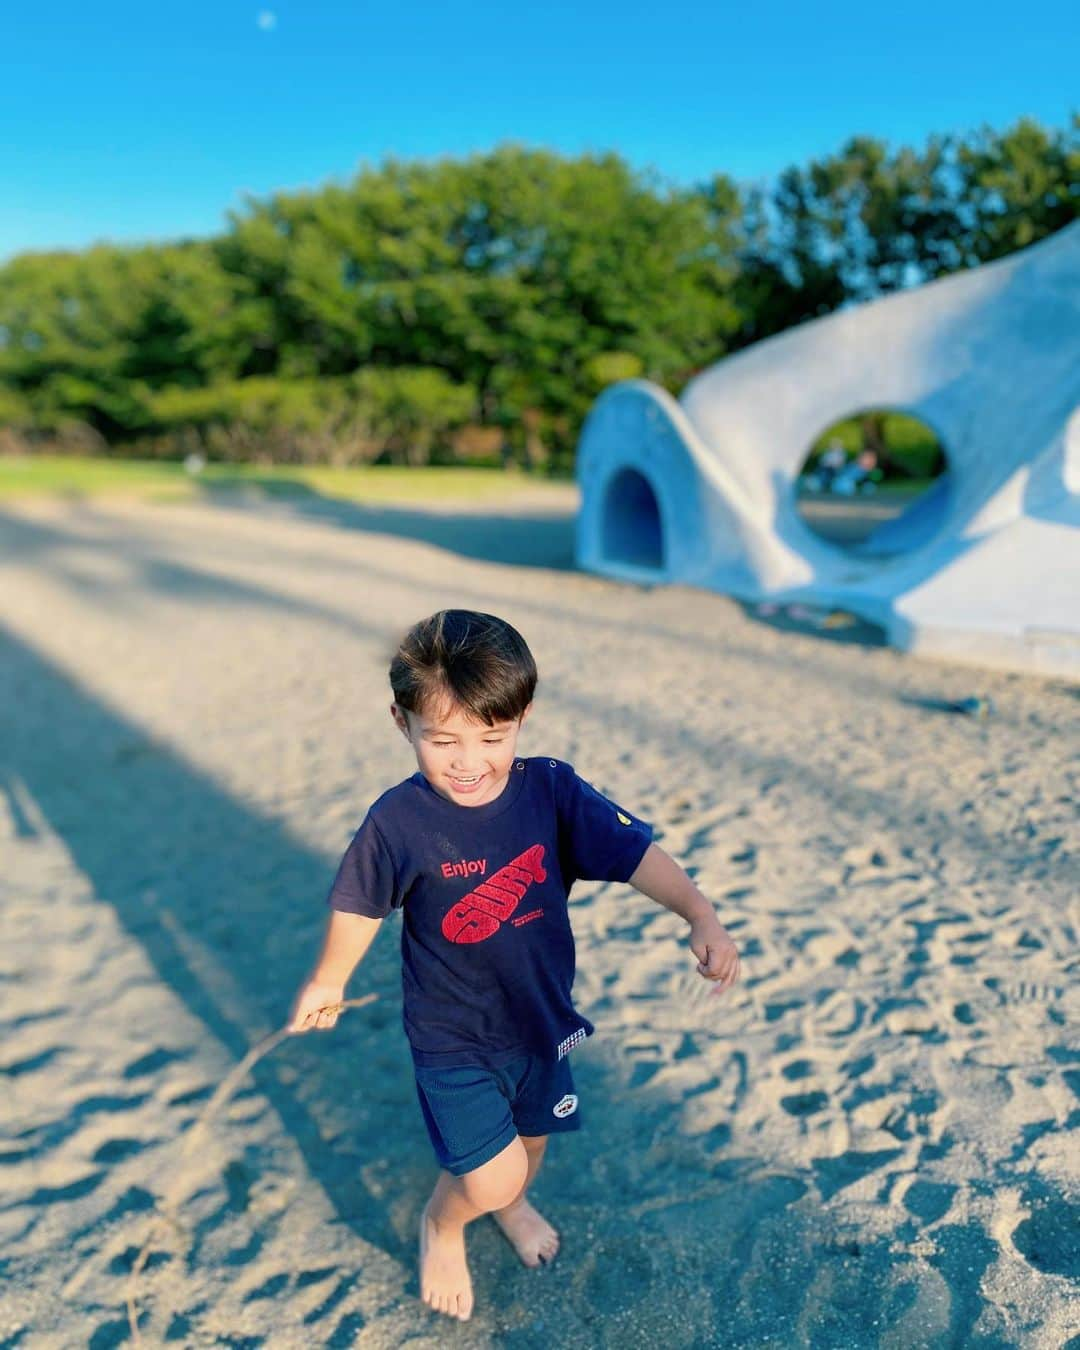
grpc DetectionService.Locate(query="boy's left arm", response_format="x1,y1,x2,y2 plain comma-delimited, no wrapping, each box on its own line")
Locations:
628,842,740,995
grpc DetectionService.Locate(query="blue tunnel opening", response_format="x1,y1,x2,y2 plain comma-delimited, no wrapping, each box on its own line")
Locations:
602,468,664,570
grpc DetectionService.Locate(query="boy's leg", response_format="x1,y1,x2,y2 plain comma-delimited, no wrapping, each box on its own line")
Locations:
490,1052,579,1267
491,1134,560,1266
421,1135,528,1320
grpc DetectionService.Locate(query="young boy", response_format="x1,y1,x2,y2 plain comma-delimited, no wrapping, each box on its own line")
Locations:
289,609,740,1322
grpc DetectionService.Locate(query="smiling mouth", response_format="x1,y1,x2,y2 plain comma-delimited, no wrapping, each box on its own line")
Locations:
449,774,485,787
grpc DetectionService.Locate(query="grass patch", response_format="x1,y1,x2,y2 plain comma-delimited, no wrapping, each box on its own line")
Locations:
0,455,557,505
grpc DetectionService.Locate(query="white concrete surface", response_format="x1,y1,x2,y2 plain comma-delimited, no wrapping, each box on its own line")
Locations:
576,223,1080,678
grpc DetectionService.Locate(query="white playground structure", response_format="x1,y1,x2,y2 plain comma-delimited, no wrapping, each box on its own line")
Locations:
576,222,1080,678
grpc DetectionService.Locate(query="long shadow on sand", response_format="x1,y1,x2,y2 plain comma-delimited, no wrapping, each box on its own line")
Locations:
0,505,1064,890
203,483,897,658
197,481,579,572
0,623,409,1260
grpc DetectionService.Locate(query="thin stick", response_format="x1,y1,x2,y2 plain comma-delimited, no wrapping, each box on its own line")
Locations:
125,995,378,1344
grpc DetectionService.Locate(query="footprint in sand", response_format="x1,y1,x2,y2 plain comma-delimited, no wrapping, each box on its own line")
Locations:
811,1147,905,1201
673,1032,701,1061
2,1007,65,1032
123,1046,190,1078
168,1083,216,1107
92,1136,150,1163
680,1050,748,1128
794,928,861,968
244,1271,290,1303
25,1171,108,1205
902,1179,958,1225
1010,1192,1080,1279
811,991,866,1038
579,1235,654,1312
296,1270,360,1328
107,1245,171,1276
1,1046,68,1077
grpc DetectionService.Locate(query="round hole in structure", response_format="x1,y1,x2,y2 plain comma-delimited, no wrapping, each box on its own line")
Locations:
601,467,664,570
795,409,950,557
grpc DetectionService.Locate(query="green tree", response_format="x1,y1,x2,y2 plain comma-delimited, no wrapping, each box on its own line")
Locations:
1,123,1074,466
732,114,1078,345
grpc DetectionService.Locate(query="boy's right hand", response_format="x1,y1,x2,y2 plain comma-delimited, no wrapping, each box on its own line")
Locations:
289,978,346,1033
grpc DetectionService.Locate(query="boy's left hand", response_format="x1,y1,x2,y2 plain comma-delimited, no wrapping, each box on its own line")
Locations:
689,915,740,996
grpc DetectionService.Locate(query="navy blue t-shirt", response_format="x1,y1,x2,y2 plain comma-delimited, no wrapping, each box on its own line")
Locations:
327,757,652,1067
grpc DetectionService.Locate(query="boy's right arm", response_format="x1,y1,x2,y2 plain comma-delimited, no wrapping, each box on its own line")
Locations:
289,909,383,1032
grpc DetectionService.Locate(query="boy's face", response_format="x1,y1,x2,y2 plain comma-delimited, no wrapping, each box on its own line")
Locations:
391,697,531,807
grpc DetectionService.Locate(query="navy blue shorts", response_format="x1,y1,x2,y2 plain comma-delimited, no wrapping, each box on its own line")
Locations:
414,1053,582,1176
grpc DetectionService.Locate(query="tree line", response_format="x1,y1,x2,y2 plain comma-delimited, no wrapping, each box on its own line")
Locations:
0,115,1075,471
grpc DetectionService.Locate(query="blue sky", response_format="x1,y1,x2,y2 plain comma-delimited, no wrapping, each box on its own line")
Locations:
2,1,1076,261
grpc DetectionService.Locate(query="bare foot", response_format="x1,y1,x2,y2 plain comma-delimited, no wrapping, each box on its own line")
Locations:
419,1205,474,1320
492,1197,560,1267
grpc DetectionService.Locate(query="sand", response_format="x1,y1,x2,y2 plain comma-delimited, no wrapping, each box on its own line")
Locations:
1,488,1077,1349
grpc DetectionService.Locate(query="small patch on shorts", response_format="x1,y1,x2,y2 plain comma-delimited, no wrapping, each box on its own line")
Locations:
552,1093,578,1119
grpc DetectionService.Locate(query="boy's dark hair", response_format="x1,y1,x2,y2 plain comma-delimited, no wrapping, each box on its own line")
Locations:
390,610,537,725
